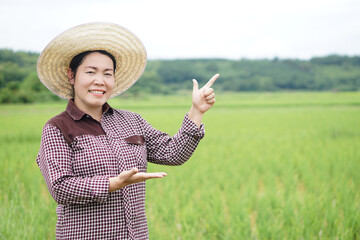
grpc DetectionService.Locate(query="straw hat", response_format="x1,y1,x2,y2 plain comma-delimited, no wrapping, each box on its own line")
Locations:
37,22,147,99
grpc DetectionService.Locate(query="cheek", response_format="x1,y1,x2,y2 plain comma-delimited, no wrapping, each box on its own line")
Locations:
107,79,115,92
73,75,89,92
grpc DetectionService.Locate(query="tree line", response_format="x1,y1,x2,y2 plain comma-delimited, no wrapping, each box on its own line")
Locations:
0,49,359,103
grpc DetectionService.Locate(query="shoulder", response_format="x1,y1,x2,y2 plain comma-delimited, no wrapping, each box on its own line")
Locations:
46,111,72,128
40,122,68,148
44,111,75,145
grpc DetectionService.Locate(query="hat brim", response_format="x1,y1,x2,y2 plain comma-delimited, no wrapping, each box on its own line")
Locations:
37,22,147,99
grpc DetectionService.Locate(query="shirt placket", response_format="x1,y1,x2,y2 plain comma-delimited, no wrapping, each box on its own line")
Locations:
101,114,136,240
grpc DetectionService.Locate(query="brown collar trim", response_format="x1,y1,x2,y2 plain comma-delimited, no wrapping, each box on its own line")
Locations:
66,100,113,121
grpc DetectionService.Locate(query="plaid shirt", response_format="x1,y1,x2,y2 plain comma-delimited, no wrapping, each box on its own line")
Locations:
36,100,205,240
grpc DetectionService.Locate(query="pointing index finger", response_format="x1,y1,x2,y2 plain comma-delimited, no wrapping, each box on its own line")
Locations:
205,73,220,88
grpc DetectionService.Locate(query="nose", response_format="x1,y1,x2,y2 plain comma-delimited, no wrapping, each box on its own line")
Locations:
93,75,105,86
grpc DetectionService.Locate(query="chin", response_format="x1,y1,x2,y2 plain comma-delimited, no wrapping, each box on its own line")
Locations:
87,98,107,107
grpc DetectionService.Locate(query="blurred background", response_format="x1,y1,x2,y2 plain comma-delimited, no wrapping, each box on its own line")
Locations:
0,0,359,103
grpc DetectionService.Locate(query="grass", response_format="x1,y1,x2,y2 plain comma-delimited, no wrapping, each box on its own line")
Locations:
0,91,359,239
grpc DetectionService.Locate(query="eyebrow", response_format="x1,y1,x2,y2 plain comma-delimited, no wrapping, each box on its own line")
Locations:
85,66,114,72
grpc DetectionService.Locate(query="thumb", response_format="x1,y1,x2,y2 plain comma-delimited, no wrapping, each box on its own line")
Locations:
192,79,199,92
124,167,139,177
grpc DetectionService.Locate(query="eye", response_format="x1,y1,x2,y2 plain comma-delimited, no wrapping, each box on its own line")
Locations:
105,72,113,77
86,71,95,75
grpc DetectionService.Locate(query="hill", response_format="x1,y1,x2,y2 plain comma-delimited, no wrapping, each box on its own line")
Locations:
0,49,359,103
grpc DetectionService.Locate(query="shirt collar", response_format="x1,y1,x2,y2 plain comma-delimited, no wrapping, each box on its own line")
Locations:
66,99,114,121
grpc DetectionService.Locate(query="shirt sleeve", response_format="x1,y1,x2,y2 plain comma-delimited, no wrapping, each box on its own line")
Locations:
36,124,110,205
141,113,205,166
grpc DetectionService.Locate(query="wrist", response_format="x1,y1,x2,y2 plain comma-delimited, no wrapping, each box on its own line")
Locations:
109,176,123,193
188,105,204,128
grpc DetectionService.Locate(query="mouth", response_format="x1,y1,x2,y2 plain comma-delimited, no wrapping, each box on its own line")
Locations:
89,90,106,95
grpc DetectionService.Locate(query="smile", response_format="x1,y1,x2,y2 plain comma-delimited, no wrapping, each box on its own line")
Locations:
89,90,105,94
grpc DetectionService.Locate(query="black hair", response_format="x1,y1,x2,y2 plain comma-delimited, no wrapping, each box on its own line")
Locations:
69,50,117,78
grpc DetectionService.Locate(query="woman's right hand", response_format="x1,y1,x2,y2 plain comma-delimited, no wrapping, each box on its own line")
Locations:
109,168,167,192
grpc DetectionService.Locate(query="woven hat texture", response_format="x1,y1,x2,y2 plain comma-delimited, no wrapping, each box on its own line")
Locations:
37,22,147,99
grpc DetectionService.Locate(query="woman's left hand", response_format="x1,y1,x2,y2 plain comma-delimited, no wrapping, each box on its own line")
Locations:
188,73,219,127
192,73,219,114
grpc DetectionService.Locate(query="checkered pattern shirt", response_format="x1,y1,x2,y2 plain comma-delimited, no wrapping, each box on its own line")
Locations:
36,100,205,240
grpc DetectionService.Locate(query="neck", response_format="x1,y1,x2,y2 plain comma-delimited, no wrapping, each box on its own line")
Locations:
73,98,104,122
88,109,103,122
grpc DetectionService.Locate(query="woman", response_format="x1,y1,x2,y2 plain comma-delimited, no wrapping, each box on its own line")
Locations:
36,23,218,240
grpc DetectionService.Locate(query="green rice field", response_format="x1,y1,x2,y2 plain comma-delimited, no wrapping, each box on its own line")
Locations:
1,92,359,239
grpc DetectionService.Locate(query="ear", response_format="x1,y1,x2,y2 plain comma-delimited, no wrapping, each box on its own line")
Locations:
67,68,75,85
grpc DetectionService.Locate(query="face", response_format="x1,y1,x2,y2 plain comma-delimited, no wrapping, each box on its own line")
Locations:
68,52,115,112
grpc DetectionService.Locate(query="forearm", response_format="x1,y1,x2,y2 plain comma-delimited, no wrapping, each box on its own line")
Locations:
146,114,205,165
49,175,109,205
188,105,204,128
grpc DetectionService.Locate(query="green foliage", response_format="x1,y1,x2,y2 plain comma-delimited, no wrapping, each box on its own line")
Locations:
0,48,360,103
311,54,360,65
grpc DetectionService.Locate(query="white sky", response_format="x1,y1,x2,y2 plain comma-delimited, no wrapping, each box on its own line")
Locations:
0,0,359,59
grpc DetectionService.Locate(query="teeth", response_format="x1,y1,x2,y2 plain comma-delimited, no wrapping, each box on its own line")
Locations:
90,90,104,94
